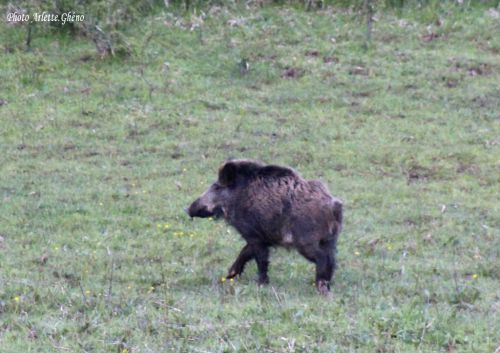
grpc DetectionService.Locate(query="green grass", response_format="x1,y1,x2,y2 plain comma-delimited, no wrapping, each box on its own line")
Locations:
1,3,499,352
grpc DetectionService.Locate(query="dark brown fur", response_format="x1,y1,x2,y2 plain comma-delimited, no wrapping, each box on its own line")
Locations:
187,159,343,294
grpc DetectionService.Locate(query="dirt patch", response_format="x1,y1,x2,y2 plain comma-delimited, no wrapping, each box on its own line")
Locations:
281,67,305,79
352,91,371,98
471,95,500,110
445,79,459,88
456,163,481,176
305,50,320,57
406,164,435,183
254,53,277,62
63,143,77,151
449,58,497,77
421,32,440,42
323,56,339,64
349,66,369,76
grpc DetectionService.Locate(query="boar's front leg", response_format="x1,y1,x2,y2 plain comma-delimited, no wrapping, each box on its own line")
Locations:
227,243,254,279
227,243,270,285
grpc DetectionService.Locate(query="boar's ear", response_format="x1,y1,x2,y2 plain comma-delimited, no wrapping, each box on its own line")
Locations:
219,159,263,186
218,161,238,186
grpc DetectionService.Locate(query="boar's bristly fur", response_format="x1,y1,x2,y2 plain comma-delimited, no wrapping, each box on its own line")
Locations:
187,159,343,295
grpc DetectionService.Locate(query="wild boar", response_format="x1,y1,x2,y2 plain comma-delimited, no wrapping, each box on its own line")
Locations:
187,159,343,295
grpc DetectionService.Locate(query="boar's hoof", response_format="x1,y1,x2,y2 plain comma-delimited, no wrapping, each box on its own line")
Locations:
257,276,269,286
226,270,238,279
317,280,331,297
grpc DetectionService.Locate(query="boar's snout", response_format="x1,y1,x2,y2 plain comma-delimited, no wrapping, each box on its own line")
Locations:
187,183,226,219
187,198,220,218
187,199,204,218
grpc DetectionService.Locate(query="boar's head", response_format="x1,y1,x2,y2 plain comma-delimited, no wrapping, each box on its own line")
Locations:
186,182,227,219
186,160,262,219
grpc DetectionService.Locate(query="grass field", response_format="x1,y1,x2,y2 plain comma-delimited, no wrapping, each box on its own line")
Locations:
1,3,499,352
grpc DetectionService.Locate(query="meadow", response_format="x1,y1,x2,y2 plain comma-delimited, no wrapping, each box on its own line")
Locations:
0,2,499,352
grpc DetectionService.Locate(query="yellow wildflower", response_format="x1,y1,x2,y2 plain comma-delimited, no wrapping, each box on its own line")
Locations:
472,274,478,279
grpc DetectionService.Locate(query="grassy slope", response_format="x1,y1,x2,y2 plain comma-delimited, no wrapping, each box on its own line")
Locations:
0,4,499,353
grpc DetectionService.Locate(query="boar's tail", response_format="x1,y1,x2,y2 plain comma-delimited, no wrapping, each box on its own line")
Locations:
331,199,343,230
333,200,343,224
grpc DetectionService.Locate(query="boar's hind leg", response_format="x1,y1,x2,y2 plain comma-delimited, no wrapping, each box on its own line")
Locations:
227,244,255,279
254,244,270,285
315,245,335,295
